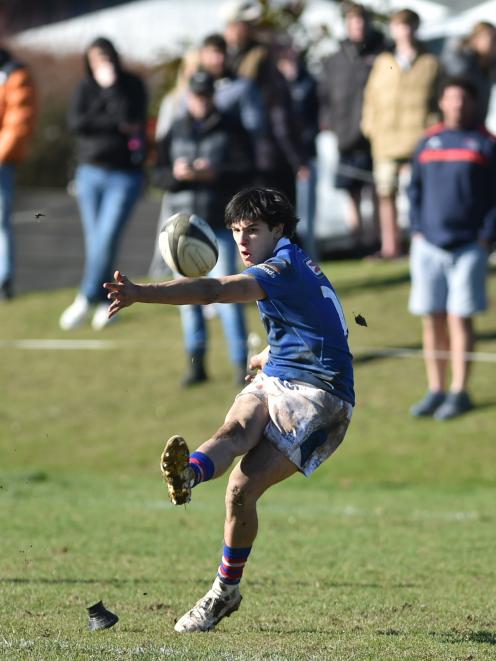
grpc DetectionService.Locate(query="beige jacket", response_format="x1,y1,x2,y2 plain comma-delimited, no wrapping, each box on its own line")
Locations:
361,50,440,160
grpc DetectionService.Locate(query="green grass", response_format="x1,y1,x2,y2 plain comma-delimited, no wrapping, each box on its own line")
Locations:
1,259,495,660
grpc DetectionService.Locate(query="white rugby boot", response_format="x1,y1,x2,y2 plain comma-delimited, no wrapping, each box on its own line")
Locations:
59,294,91,330
160,436,195,505
91,303,115,330
174,577,242,633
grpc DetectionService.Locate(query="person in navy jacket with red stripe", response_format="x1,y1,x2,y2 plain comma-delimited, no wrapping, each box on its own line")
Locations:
407,76,496,420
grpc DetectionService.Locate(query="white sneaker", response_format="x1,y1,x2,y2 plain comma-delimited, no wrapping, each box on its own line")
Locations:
59,295,91,330
203,303,218,320
174,577,242,633
91,303,115,331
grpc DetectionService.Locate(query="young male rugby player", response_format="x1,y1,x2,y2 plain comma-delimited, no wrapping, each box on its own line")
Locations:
104,187,354,632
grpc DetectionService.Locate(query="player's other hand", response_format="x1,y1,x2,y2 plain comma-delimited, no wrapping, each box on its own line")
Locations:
103,270,138,318
248,346,270,372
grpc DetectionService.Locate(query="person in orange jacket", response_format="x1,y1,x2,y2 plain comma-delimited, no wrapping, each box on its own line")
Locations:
0,47,37,300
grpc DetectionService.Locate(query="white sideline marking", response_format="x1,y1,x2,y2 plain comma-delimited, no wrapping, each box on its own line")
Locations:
0,340,495,363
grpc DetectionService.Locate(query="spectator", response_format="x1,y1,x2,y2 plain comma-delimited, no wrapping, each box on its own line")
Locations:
222,0,306,203
362,8,440,258
60,37,147,330
149,33,269,279
152,71,255,386
319,3,384,249
441,21,496,125
0,47,36,301
277,46,319,258
408,77,495,420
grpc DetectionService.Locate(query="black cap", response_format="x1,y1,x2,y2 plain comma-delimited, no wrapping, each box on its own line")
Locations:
189,71,215,96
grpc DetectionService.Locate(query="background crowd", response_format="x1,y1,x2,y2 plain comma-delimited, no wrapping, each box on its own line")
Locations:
1,0,495,419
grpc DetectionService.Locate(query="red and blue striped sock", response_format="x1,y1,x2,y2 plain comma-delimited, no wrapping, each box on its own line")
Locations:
217,543,252,585
189,451,215,486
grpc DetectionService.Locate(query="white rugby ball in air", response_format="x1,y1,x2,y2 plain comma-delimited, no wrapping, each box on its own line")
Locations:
159,212,219,277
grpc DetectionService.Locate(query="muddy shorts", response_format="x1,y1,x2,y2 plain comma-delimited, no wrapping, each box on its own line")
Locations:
237,373,353,476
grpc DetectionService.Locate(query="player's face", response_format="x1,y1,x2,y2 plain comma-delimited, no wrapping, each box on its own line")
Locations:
231,218,284,266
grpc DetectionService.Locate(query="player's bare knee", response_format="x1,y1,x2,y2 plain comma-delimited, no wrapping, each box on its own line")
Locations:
225,476,259,514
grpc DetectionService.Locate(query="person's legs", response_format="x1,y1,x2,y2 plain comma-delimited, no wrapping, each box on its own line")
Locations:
60,165,103,329
346,187,363,240
447,314,473,393
179,303,208,385
223,436,297,548
434,243,488,419
409,237,451,416
432,315,474,419
422,313,449,392
76,164,105,301
83,168,143,303
173,424,297,633
374,159,401,258
160,393,269,504
0,164,16,297
377,194,400,258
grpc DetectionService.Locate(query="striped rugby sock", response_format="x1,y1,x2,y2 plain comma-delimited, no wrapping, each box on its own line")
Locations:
217,543,252,585
189,451,214,486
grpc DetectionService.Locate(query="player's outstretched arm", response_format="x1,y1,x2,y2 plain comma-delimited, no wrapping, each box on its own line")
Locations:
103,271,265,319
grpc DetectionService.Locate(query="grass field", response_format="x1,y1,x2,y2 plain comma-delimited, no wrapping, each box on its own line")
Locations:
1,258,495,660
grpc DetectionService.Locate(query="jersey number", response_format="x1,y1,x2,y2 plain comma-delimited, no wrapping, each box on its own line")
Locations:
321,286,348,336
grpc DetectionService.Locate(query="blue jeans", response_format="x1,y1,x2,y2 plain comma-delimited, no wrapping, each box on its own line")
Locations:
76,164,143,302
179,228,247,366
0,164,15,286
296,158,317,259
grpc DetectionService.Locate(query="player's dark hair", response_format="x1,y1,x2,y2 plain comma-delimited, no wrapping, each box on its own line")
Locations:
439,75,478,100
202,33,227,53
225,187,299,238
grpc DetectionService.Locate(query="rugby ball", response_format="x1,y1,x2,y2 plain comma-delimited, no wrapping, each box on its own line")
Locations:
159,213,218,277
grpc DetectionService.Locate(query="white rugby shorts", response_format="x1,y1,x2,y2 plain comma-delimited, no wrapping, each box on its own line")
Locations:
237,373,352,476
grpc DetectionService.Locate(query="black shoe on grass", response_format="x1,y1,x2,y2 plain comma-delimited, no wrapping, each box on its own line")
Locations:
87,600,118,631
433,391,473,420
410,391,446,417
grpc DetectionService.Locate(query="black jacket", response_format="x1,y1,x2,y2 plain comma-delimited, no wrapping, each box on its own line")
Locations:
319,30,385,152
153,109,255,229
68,71,147,170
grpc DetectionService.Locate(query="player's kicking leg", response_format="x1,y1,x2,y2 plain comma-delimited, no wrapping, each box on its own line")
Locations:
174,438,297,632
160,393,269,505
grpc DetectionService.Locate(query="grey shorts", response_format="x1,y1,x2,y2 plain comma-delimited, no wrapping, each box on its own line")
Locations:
237,373,352,476
409,236,488,316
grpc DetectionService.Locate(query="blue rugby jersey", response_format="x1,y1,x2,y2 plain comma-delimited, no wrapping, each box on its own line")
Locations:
408,123,496,249
245,238,355,406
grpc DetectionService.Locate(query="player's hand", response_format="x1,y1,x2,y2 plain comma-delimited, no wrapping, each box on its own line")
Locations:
173,158,195,181
248,346,270,372
103,271,139,319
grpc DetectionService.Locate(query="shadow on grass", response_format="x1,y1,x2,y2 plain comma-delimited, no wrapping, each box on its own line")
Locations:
430,629,496,645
